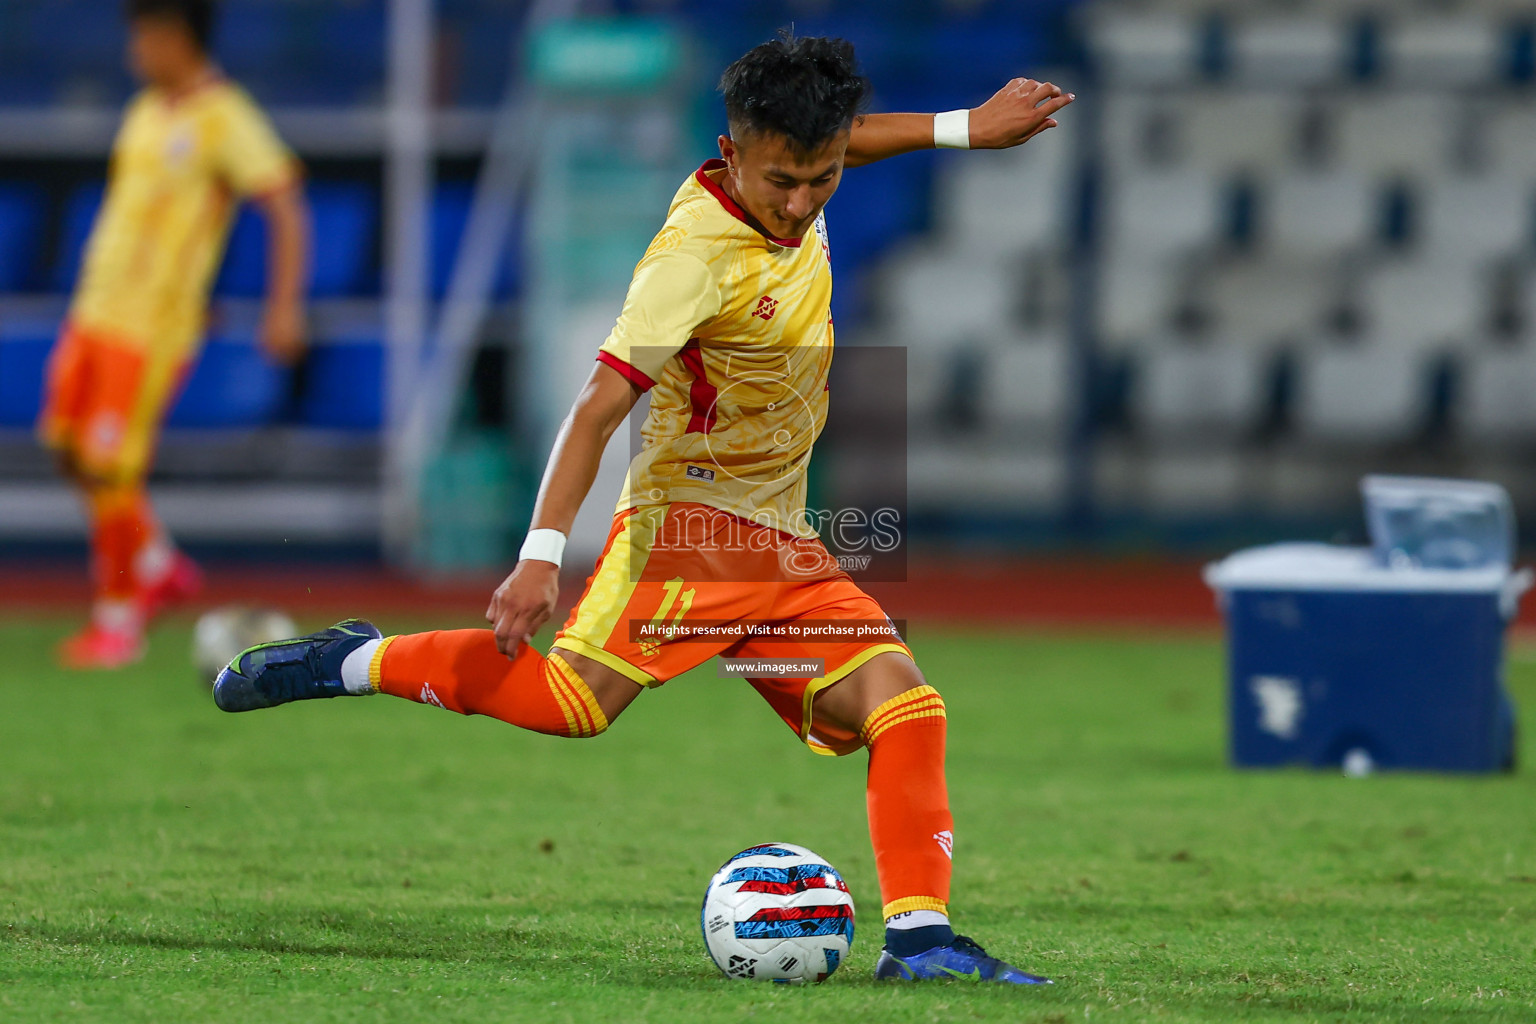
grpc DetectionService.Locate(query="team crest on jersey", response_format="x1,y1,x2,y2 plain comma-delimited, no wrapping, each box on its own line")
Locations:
752,295,779,321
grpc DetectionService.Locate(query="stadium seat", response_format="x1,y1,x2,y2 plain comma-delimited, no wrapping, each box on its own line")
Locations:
1085,13,1203,86
1359,261,1485,353
1480,99,1536,176
298,339,385,431
52,181,105,292
430,181,521,300
0,322,54,427
1331,94,1460,176
975,332,1072,436
907,439,1066,512
1380,15,1503,86
1293,342,1429,444
931,134,1072,255
1262,171,1377,257
1200,259,1336,346
1096,254,1187,350
1134,337,1268,440
164,336,290,429
0,182,44,292
1418,176,1534,265
217,181,377,298
877,244,1021,352
1180,92,1301,174
1458,343,1536,444
1102,169,1223,258
1227,16,1351,86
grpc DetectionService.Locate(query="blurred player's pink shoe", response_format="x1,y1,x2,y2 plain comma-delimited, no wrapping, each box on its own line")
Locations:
58,622,146,669
139,550,204,620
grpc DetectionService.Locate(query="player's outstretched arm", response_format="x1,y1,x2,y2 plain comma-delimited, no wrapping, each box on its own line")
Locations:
844,78,1074,168
254,182,311,364
486,361,643,656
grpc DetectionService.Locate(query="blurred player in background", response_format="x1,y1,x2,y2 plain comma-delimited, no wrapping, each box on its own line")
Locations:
39,0,310,668
215,35,1070,983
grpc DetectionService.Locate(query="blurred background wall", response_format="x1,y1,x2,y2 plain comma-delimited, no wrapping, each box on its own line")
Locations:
1,0,1533,570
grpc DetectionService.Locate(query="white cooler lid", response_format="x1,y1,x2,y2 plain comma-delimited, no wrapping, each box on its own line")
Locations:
1204,542,1520,594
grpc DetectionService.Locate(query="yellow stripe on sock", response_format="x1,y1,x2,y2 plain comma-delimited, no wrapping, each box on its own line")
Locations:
883,895,949,920
543,662,583,736
553,658,610,736
863,696,946,741
864,707,947,746
547,659,592,736
367,635,398,694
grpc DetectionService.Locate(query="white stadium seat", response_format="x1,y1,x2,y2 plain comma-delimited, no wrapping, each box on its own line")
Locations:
1096,254,1186,349
877,244,1021,352
1359,261,1485,353
1481,100,1536,177
1332,94,1459,177
1459,343,1536,444
1201,259,1337,345
1181,91,1301,174
1419,176,1534,265
1293,342,1429,444
1228,16,1350,86
933,135,1073,256
975,332,1073,435
1102,169,1222,258
1134,339,1269,440
1262,171,1376,257
1086,13,1203,86
907,439,1067,512
1381,16,1502,86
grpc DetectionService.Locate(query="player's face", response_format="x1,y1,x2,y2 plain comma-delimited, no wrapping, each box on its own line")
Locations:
127,16,197,88
719,130,848,240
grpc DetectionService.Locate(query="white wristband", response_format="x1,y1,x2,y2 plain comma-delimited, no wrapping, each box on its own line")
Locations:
519,528,566,567
934,109,971,150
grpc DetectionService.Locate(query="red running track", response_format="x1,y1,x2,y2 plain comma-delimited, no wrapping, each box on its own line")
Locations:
0,558,1226,630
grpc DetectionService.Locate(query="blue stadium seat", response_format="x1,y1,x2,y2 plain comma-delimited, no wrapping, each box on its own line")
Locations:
0,182,45,291
432,181,520,300
216,181,377,298
0,325,54,427
164,336,289,428
53,181,104,292
299,340,385,431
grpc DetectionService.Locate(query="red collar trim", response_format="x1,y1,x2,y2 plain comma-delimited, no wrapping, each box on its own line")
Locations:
693,159,803,248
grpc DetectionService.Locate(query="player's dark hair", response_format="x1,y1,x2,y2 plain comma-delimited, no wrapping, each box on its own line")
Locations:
125,0,216,52
720,32,870,154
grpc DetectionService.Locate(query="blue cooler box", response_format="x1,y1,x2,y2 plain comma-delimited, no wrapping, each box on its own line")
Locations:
1205,543,1526,773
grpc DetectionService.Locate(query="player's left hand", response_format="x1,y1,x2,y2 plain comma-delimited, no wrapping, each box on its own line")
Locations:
259,300,307,365
967,78,1075,150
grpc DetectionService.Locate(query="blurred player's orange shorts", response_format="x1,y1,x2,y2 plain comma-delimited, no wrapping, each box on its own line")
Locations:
552,501,912,755
37,322,188,482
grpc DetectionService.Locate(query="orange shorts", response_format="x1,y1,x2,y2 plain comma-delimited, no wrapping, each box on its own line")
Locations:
37,322,188,482
552,502,912,755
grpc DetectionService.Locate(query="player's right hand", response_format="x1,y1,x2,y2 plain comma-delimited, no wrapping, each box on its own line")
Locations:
486,559,561,658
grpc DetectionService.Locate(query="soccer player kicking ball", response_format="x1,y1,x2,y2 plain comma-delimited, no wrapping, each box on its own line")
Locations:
217,35,1070,984
39,0,310,668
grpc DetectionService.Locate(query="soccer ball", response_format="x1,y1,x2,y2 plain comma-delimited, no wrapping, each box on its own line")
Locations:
701,842,854,983
191,606,299,684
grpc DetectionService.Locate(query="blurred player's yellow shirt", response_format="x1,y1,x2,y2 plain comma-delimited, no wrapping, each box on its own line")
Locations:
597,160,834,538
69,76,296,359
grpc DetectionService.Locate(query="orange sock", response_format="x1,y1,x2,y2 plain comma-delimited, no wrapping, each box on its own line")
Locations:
863,685,954,921
373,630,608,738
87,482,153,611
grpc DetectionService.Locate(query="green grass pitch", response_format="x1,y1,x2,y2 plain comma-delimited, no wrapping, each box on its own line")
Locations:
3,614,1534,1022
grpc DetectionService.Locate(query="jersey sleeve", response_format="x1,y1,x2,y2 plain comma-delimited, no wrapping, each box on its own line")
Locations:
597,250,721,389
213,90,298,198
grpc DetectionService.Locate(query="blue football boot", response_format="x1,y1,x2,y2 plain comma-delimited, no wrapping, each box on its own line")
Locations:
213,619,382,713
874,935,1052,984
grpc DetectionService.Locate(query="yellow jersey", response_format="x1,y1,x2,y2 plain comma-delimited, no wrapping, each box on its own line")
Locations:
598,160,835,538
69,76,297,359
